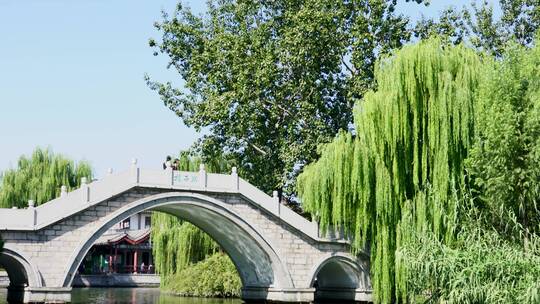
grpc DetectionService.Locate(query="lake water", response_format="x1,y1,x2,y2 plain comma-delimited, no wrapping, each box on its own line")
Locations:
0,287,242,304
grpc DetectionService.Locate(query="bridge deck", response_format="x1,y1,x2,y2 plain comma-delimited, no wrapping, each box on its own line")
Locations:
0,166,320,240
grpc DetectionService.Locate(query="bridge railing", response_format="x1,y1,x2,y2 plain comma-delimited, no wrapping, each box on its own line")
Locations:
0,208,35,230
0,161,320,240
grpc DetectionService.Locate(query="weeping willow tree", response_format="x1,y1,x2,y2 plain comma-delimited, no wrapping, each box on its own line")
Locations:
151,212,219,277
467,41,540,238
151,151,240,294
297,39,481,303
396,39,540,304
0,147,92,208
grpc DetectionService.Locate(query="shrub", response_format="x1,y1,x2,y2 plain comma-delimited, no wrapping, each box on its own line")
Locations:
161,252,242,298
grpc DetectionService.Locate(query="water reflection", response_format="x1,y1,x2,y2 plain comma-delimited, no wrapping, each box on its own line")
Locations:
0,287,242,304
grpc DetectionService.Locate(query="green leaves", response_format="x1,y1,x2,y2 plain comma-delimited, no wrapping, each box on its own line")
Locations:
467,41,540,236
298,36,540,304
298,39,481,303
398,226,540,304
151,212,219,277
161,253,242,298
414,0,540,56
0,147,92,208
148,0,420,195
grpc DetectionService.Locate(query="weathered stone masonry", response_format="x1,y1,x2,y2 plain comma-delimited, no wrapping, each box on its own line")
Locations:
0,166,372,303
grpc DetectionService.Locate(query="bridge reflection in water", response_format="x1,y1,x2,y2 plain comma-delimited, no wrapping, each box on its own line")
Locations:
1,287,242,304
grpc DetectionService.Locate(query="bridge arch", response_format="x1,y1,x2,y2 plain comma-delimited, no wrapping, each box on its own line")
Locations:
0,246,42,289
61,192,294,291
309,254,371,302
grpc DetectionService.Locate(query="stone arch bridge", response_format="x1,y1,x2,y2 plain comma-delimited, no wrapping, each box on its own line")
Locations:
0,162,371,303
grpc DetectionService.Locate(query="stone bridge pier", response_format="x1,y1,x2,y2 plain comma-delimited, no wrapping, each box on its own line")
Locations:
0,163,372,303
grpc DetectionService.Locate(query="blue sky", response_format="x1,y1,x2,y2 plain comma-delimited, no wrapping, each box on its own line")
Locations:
0,0,488,177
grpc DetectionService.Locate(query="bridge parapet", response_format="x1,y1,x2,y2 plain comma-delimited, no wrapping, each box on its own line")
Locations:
0,165,319,240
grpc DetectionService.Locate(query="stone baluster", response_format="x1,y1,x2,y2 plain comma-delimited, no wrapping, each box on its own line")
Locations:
107,168,113,175
273,190,280,215
231,166,239,190
60,185,67,197
312,216,320,238
199,164,207,188
28,200,37,226
165,159,173,185
81,177,90,203
131,158,140,184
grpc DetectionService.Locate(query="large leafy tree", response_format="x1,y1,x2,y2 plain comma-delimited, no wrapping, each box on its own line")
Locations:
0,147,92,208
415,0,540,55
147,0,426,196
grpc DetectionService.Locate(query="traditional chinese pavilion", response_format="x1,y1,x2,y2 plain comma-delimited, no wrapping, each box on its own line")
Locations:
79,212,155,274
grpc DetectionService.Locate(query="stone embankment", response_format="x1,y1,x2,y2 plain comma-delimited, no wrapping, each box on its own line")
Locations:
0,270,9,287
72,274,160,287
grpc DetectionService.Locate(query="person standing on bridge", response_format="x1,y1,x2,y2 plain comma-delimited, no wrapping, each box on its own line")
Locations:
172,158,180,170
163,156,172,170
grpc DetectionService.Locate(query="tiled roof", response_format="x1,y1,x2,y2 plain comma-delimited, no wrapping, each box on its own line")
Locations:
94,228,150,245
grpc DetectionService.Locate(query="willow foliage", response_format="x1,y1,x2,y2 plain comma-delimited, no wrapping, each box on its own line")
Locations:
394,38,540,304
151,212,218,277
467,41,540,236
297,39,480,303
0,147,92,208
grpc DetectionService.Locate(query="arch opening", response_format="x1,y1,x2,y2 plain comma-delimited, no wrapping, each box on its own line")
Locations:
154,203,274,288
0,253,27,289
311,256,368,303
0,248,42,303
62,192,293,294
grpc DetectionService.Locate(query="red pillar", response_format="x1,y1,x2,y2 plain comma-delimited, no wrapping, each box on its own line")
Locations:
109,245,113,273
114,246,118,273
108,255,113,273
133,250,138,273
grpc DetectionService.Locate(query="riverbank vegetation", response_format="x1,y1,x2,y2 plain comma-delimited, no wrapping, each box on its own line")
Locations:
398,38,540,304
151,212,218,277
297,38,540,303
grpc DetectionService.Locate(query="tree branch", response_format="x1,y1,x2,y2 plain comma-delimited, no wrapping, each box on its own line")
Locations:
243,139,268,156
342,57,356,75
